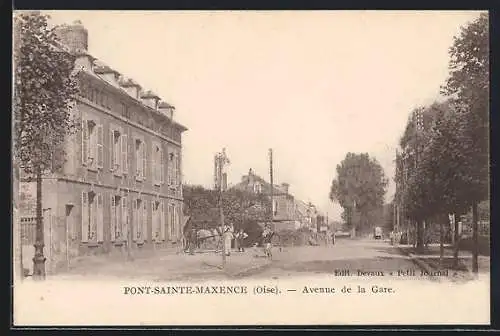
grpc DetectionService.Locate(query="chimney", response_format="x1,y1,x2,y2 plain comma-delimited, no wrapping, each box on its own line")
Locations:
55,20,89,53
94,65,120,86
248,169,254,184
141,90,160,110
119,78,142,100
281,183,289,194
158,101,174,119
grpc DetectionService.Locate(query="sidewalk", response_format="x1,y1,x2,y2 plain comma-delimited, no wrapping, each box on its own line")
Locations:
396,243,490,282
52,248,272,281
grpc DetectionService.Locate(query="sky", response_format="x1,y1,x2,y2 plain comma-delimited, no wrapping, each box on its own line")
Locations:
38,10,482,221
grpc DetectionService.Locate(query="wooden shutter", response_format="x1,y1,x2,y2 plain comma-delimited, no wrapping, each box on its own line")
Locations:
109,129,114,171
142,199,148,242
110,195,116,242
81,119,89,166
142,142,147,180
81,191,89,242
152,201,157,241
96,124,104,168
160,149,165,184
152,144,157,184
160,200,165,241
121,134,128,174
96,193,104,242
132,199,138,242
136,140,142,178
121,196,128,242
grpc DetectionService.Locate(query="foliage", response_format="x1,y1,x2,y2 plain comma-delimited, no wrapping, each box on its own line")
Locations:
13,12,79,175
182,184,269,231
329,152,388,232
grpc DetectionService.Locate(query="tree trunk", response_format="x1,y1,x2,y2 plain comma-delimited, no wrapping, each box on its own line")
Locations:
453,213,459,268
472,201,479,274
13,163,23,281
439,215,444,269
32,165,46,280
416,220,424,254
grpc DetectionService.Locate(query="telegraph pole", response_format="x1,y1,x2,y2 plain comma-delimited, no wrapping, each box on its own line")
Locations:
269,149,274,229
215,148,230,268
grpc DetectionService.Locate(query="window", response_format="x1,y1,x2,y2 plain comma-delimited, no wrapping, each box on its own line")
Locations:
273,200,278,216
254,183,262,194
81,191,104,244
168,204,175,239
151,200,166,242
110,195,128,243
132,199,148,243
135,138,147,181
152,143,164,186
168,150,180,188
120,103,129,118
81,119,103,170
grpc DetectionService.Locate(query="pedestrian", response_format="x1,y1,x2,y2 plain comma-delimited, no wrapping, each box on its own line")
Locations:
235,228,249,252
223,223,234,256
262,224,275,259
214,225,223,253
187,227,197,255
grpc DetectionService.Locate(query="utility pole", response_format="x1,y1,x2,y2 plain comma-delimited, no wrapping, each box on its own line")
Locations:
215,148,230,268
269,149,274,229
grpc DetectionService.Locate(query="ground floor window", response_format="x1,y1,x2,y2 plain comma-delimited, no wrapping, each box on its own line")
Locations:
81,191,104,243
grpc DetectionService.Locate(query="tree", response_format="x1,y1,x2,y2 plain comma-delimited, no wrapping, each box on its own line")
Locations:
13,12,79,280
329,153,388,236
441,13,489,273
182,184,269,234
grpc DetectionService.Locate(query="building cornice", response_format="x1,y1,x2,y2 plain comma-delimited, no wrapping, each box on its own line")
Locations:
77,95,183,148
79,70,188,132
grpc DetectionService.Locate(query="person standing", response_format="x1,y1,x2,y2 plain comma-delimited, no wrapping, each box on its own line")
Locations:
187,227,197,255
235,228,249,252
262,224,274,258
223,224,234,256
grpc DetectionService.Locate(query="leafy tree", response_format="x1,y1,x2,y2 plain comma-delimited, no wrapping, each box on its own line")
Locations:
13,12,79,280
441,13,489,273
329,153,388,236
182,184,269,241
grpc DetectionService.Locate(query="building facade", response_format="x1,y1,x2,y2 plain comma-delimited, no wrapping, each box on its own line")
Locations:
233,169,322,231
19,21,188,274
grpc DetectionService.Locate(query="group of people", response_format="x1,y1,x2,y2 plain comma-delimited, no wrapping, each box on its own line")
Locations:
215,224,249,256
183,221,276,259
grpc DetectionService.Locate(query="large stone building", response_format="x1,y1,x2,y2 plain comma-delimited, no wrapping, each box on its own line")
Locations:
19,21,188,274
233,169,322,231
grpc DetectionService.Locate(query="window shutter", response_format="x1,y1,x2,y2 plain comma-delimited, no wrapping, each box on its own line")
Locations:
176,153,180,186
142,142,147,180
81,120,89,166
81,191,89,243
173,205,177,240
136,141,142,178
121,134,128,174
114,134,120,172
97,193,104,242
152,144,157,184
97,124,104,168
160,200,165,241
142,199,148,242
121,196,128,242
132,199,138,242
109,129,114,171
160,149,165,184
152,201,157,241
110,195,116,242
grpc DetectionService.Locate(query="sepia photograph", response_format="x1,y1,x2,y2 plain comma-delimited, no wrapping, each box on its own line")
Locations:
12,10,490,326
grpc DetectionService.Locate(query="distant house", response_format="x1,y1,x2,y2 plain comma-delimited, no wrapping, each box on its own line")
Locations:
232,169,323,232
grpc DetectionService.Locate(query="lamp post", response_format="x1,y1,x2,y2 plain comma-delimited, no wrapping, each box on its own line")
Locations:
215,148,230,268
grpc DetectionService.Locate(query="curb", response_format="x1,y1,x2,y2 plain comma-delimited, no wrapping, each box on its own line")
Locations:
396,246,440,282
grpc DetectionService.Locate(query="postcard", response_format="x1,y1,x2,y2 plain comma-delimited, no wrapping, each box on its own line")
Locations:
12,10,490,326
